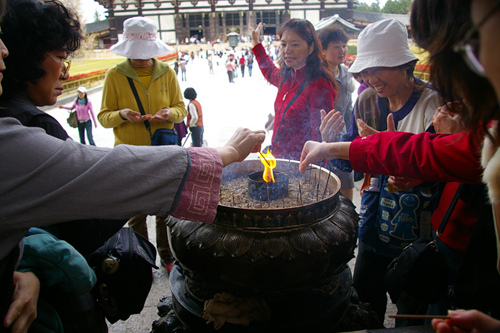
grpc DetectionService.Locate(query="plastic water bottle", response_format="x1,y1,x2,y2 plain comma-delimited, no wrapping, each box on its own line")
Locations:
358,176,380,241
365,177,380,193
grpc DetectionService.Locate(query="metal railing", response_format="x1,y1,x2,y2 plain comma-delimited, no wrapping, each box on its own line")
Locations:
62,73,107,95
61,54,178,96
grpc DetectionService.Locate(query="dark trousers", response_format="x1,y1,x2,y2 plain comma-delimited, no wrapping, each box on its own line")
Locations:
190,126,204,147
77,120,95,146
240,64,245,77
227,70,234,83
353,241,427,327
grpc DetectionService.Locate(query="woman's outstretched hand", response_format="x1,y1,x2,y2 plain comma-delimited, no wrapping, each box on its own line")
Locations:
249,22,263,47
216,128,266,167
432,309,500,333
299,141,351,172
320,109,345,143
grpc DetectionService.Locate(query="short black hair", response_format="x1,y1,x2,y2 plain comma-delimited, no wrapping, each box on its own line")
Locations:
184,87,197,100
0,0,83,98
318,26,349,51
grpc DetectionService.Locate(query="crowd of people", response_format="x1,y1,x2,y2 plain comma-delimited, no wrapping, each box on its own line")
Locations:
2,0,500,332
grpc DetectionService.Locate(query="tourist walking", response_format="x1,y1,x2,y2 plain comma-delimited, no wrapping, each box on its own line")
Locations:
59,86,97,145
180,57,187,81
226,56,235,83
239,54,246,77
184,87,204,147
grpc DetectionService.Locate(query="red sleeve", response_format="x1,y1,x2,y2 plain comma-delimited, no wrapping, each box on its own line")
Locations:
252,43,280,87
349,126,484,183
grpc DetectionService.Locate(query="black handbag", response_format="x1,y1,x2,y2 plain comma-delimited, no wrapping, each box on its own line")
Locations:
67,111,78,128
89,228,158,323
127,77,177,146
384,184,463,304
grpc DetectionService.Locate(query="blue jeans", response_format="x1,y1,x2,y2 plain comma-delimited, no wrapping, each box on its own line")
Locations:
78,120,95,146
190,126,204,147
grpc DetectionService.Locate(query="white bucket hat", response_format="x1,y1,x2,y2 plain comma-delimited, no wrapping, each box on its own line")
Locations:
77,86,86,93
349,19,418,73
110,17,174,59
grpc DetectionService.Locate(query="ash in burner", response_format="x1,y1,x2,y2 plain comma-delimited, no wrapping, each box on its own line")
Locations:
219,170,335,209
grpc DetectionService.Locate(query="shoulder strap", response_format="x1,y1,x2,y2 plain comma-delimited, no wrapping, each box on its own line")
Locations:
271,80,308,152
436,183,464,236
127,77,153,139
378,98,389,131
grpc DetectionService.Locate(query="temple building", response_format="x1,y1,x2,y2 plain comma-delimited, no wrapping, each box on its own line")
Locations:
92,0,358,47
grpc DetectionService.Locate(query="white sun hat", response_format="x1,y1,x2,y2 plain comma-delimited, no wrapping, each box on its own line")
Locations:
110,17,174,59
348,19,418,73
77,86,86,93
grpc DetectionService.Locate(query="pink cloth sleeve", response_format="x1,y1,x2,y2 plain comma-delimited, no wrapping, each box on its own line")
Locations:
170,147,223,223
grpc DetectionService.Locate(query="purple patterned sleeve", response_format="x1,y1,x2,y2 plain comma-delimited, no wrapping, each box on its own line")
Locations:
170,147,223,223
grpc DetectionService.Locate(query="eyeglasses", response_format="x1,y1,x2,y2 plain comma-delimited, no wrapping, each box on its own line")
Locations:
453,0,500,77
47,52,72,78
62,58,71,78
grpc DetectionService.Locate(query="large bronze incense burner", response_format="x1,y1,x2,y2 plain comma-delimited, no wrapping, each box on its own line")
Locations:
155,159,380,333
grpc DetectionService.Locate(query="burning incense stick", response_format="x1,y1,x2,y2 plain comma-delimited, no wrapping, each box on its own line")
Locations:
259,151,271,167
267,183,270,207
323,170,331,199
388,315,449,320
276,168,314,175
299,181,303,205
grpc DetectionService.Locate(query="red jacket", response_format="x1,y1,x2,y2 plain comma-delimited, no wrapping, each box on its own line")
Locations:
349,127,486,253
252,43,336,161
349,127,484,183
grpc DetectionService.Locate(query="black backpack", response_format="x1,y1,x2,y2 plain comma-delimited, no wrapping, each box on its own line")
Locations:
89,227,158,323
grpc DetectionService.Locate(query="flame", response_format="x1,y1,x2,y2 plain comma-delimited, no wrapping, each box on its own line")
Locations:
260,148,276,183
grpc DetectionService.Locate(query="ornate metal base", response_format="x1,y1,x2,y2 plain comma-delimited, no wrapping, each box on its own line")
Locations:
152,266,381,333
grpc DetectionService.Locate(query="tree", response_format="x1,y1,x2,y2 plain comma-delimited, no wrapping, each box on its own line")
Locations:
93,9,101,22
59,0,84,23
382,0,413,14
356,0,381,13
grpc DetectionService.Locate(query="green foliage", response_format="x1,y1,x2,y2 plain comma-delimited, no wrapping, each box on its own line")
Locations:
382,0,412,14
347,45,357,55
356,0,412,14
93,10,101,22
356,0,381,12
